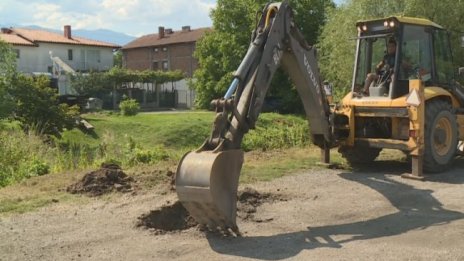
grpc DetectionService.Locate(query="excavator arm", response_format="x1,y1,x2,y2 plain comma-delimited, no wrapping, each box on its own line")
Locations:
176,1,332,233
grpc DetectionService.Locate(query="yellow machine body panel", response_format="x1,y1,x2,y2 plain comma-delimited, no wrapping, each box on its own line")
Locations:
334,81,464,149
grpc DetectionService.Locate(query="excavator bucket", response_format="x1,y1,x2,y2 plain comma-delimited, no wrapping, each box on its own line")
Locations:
176,149,244,232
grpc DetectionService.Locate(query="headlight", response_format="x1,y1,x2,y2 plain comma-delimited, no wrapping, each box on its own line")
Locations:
384,20,396,28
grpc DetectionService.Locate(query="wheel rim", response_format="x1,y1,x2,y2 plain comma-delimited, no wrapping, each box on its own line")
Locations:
433,116,453,157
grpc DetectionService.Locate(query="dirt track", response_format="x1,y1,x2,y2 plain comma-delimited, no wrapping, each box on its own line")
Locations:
1,159,464,260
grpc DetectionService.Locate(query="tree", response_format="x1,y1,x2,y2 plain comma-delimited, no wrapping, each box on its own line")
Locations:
192,0,335,110
1,40,79,135
70,68,185,109
403,0,464,71
10,75,79,135
113,50,123,68
0,40,16,119
318,0,464,99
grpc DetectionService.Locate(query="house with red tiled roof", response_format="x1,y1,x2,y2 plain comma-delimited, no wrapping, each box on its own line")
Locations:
122,26,210,76
0,26,120,74
121,26,210,108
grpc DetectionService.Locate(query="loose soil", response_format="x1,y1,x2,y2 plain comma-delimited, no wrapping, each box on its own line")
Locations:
137,201,198,234
66,163,134,196
136,187,286,234
236,187,286,222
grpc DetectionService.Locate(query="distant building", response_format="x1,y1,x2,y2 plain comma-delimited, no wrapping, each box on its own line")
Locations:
122,26,210,108
0,26,120,74
122,26,210,76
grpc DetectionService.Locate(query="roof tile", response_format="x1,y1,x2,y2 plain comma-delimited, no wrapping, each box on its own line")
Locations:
122,27,211,49
0,34,35,46
1,28,120,48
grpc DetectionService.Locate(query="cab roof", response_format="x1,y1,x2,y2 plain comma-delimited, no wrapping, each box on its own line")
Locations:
356,16,443,29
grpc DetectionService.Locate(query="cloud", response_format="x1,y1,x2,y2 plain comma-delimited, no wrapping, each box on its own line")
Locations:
0,0,215,35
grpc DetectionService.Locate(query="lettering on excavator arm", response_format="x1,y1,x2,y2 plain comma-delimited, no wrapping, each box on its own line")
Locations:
273,44,283,65
304,53,321,96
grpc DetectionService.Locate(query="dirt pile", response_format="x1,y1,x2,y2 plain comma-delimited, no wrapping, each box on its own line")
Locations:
67,163,134,196
137,187,285,234
237,187,284,222
136,201,198,234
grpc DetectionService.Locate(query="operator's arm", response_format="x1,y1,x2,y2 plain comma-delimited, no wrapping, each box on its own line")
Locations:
375,59,385,74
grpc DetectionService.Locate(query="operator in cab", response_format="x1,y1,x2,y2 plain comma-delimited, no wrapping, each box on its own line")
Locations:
363,38,396,95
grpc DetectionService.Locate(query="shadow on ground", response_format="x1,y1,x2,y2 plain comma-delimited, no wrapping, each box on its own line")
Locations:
206,158,464,260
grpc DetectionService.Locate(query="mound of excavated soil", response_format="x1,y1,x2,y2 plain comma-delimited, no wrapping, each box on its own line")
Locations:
137,187,285,234
136,201,198,234
67,163,134,197
237,187,283,222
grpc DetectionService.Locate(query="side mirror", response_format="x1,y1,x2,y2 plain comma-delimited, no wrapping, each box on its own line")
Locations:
459,67,464,76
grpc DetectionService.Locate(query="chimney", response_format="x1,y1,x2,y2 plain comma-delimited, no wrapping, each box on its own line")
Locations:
64,25,72,39
181,26,191,32
158,26,165,39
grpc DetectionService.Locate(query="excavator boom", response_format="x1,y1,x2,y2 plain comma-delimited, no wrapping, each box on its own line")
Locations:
176,1,332,233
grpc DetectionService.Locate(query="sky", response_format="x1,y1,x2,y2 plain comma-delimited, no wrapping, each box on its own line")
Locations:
0,0,216,36
0,0,343,37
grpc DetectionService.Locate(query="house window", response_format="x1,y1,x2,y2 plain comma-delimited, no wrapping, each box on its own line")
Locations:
154,48,159,52
68,49,73,60
162,61,168,71
162,47,168,52
47,66,53,73
14,49,20,58
153,61,159,70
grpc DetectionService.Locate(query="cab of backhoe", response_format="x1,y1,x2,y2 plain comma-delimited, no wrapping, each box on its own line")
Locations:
352,17,455,99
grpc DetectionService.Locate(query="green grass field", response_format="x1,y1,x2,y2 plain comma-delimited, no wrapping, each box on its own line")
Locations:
61,111,214,151
0,111,346,214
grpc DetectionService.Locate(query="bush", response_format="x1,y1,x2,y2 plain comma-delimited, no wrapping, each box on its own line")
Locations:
128,146,170,166
242,113,310,151
119,99,140,116
26,159,50,177
0,130,52,187
9,75,80,135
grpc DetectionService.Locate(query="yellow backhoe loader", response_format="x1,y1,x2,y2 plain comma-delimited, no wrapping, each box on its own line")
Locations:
176,1,464,233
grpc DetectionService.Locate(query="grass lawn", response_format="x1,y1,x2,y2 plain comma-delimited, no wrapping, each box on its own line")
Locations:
62,111,215,152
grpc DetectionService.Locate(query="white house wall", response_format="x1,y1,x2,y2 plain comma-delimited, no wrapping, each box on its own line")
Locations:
14,43,114,73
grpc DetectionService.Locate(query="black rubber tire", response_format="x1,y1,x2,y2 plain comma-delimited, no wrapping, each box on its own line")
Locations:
423,99,458,173
338,146,382,167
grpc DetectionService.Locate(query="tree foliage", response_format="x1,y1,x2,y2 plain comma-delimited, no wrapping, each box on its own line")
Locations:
318,0,464,99
10,75,80,135
1,40,79,135
0,40,16,119
113,50,123,68
193,0,335,110
71,67,185,96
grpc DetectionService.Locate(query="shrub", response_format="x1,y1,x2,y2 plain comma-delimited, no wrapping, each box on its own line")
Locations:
128,146,170,166
26,159,50,177
0,130,52,187
242,113,310,151
119,99,140,116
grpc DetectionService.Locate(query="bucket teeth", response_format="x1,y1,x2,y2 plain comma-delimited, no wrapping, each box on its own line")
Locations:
175,149,244,233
